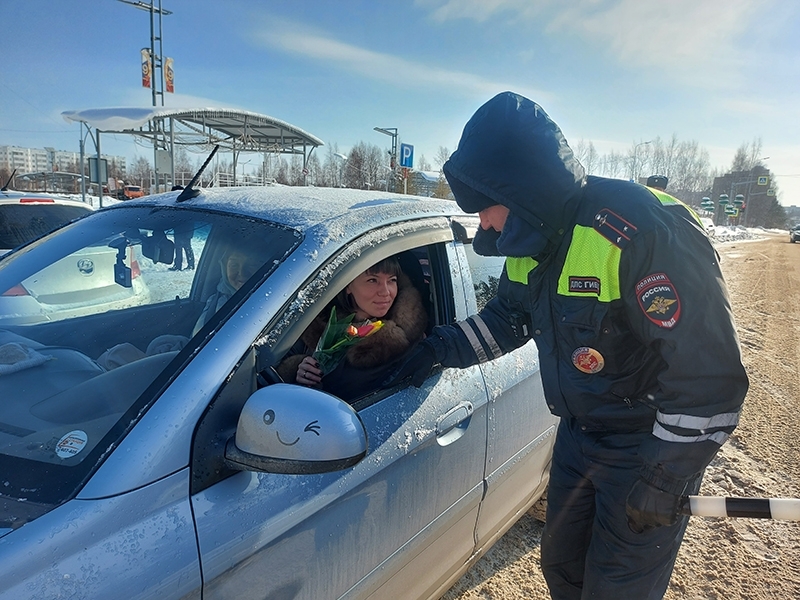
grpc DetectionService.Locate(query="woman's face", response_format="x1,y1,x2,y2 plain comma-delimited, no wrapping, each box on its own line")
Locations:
346,270,398,320
226,251,259,291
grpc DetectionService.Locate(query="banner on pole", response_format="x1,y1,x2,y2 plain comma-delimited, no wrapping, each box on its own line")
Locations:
165,57,174,93
141,49,152,88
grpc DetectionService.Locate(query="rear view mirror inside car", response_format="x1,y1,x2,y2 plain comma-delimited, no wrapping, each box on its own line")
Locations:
140,230,175,265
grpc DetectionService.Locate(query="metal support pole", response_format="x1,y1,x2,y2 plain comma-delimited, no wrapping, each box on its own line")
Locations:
374,127,398,192
170,117,175,188
96,129,103,209
79,134,86,204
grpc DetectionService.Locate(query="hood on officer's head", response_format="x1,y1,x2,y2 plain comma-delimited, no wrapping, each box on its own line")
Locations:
443,91,585,254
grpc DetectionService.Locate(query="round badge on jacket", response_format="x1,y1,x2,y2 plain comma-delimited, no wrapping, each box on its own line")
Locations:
571,347,605,374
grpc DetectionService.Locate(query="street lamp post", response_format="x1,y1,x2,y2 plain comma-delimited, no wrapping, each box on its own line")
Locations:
632,140,652,182
373,127,398,192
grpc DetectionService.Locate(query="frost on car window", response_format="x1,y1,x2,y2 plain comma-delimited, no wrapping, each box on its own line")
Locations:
463,242,506,312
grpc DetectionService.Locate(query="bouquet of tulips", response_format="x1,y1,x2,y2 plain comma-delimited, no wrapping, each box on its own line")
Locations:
312,306,384,375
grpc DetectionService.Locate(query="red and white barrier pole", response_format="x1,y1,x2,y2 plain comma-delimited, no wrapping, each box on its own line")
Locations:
682,496,800,521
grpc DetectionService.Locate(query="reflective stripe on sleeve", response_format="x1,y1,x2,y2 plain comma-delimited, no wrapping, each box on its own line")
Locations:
656,411,740,431
457,321,488,363
652,422,730,445
468,315,503,360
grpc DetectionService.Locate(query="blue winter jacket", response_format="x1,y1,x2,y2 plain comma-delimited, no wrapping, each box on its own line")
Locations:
434,92,748,494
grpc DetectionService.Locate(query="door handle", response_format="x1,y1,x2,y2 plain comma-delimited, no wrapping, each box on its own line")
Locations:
436,401,474,445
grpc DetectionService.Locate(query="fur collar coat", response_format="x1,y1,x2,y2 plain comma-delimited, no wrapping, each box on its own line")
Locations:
276,271,428,400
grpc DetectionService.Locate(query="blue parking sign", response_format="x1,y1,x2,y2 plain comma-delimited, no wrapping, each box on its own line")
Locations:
400,143,414,168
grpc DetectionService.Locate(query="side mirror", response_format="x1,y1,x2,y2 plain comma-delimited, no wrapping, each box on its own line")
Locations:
225,384,367,475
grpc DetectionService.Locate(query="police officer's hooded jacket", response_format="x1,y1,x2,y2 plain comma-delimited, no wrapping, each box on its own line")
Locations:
432,91,748,495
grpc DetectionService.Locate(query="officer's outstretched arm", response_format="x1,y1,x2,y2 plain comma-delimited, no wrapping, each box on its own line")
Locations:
382,290,529,388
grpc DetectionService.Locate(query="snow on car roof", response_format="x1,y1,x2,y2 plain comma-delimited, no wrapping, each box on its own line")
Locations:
0,190,93,209
114,185,462,239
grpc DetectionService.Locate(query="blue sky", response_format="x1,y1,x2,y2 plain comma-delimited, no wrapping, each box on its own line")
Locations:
2,0,799,205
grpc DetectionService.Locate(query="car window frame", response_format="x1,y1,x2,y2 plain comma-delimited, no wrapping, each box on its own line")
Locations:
190,219,457,493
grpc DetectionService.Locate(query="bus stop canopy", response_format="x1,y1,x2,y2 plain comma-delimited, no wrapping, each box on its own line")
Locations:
61,107,324,155
61,107,325,195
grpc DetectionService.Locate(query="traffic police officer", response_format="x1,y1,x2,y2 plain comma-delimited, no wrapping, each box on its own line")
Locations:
385,92,748,599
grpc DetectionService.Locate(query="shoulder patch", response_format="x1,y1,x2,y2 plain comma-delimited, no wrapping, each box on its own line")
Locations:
594,209,638,248
635,273,681,328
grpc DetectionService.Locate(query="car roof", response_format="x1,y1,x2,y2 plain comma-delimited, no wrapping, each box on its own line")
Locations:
107,185,465,236
0,190,93,210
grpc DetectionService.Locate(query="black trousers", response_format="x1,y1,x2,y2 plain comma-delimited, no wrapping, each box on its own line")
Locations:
173,232,194,270
540,418,698,600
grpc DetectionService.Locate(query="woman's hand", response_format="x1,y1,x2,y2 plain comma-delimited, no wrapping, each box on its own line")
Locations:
296,356,322,387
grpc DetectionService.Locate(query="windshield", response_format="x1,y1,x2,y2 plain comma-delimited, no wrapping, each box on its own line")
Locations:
0,205,300,507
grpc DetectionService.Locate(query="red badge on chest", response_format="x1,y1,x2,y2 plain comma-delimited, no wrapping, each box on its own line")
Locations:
635,272,681,329
571,347,605,374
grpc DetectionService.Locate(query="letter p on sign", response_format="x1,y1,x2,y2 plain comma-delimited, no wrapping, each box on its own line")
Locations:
400,143,414,168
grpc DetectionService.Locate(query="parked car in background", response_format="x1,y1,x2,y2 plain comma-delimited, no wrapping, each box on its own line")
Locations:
790,224,800,243
121,184,145,199
700,217,716,237
0,190,149,324
0,189,92,255
0,185,556,600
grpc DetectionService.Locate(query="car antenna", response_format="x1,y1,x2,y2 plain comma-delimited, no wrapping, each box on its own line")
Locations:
1,169,17,191
176,145,219,202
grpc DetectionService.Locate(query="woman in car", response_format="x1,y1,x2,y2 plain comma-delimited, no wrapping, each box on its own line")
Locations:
276,256,427,401
192,246,263,335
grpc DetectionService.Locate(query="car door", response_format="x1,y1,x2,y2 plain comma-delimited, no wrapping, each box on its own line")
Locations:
190,227,489,600
451,216,559,550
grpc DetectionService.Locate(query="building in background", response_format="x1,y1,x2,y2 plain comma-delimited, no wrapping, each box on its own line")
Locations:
0,145,127,193
407,170,452,199
710,165,774,228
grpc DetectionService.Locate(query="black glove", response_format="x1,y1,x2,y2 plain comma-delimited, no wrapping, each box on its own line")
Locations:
625,478,684,534
382,340,438,388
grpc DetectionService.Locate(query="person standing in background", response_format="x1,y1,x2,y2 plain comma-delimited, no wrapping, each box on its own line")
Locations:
169,185,194,272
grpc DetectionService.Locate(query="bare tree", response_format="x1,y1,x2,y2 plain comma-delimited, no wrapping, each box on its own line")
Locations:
627,140,653,181
731,138,765,171
287,155,304,186
274,156,289,185
305,152,322,187
341,142,385,189
668,140,712,204
599,150,625,179
649,134,680,180
320,144,344,188
434,146,451,171
130,156,153,192
172,146,194,186
572,139,598,175
417,154,432,172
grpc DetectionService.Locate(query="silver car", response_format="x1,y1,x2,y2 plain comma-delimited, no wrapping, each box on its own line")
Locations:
0,189,93,255
0,190,151,323
0,185,556,600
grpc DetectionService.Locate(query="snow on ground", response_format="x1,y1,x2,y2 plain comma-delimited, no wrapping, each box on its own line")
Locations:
713,225,760,243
